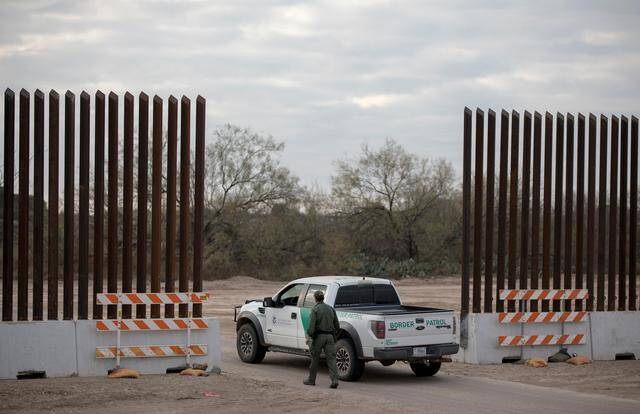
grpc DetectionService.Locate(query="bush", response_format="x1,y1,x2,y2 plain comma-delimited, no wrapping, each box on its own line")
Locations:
345,254,455,279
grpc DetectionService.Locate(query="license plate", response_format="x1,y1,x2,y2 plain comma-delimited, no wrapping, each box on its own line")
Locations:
412,347,427,357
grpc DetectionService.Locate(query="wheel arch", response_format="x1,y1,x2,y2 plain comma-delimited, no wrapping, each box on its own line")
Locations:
338,321,364,359
236,312,266,346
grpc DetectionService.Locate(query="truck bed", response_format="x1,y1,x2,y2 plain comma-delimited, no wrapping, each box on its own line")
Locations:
337,304,452,315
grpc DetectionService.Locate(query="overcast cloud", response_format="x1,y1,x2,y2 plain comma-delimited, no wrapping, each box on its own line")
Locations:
1,0,639,187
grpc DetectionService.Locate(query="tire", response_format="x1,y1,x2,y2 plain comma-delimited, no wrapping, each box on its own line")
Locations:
335,338,365,381
237,323,267,364
410,361,441,377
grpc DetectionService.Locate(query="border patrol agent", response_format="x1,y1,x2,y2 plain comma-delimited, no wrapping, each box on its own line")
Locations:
304,290,340,388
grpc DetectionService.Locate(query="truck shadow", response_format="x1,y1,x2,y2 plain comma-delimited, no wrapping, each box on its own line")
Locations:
259,353,448,385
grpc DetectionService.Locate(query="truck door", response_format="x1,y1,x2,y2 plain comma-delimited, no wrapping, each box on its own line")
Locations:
265,283,305,348
298,284,328,349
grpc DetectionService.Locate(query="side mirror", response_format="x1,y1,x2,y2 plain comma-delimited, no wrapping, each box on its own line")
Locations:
263,297,275,308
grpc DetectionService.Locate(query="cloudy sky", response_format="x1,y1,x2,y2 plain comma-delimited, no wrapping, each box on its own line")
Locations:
1,0,639,188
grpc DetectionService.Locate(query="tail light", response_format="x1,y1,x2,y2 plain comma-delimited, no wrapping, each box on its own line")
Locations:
371,321,385,339
453,316,457,335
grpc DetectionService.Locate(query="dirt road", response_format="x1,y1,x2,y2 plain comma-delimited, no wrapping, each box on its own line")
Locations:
221,339,640,414
212,276,640,413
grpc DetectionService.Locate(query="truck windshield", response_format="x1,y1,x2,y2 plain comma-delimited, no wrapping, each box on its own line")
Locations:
334,284,400,308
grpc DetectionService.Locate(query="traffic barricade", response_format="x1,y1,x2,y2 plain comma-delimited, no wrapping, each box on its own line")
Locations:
497,289,589,348
95,292,209,369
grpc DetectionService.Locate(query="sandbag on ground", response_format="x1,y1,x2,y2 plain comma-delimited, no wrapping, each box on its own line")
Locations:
108,368,140,379
525,358,548,368
566,355,590,365
180,368,208,376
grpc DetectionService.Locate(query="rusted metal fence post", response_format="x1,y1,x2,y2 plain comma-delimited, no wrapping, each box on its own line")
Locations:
542,112,553,312
48,90,59,320
520,111,532,294
63,91,75,320
530,112,542,312
472,109,483,314
151,96,163,319
553,113,564,312
597,116,608,312
193,96,206,318
564,114,574,311
137,93,149,318
122,92,134,319
108,92,118,320
179,96,191,318
18,89,30,321
507,111,519,313
619,116,629,311
575,114,586,312
78,92,90,320
3,89,15,321
461,108,472,315
93,91,105,319
33,90,45,320
586,114,597,312
484,110,495,313
166,96,178,318
631,116,639,311
608,116,619,311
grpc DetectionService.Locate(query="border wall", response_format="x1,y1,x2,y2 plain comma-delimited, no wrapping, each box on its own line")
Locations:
460,109,639,363
0,89,220,378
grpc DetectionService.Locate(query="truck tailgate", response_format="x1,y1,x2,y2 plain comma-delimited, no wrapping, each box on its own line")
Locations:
383,311,455,347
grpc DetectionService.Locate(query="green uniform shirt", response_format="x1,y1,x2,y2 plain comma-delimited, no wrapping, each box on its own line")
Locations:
306,302,340,338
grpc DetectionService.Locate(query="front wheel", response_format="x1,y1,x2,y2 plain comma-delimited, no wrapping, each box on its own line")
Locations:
237,323,267,363
335,338,365,381
410,361,441,377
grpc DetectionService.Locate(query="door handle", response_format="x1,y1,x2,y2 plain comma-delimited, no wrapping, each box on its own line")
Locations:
291,312,297,319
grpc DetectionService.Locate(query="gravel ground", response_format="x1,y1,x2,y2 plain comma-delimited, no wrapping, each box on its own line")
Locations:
0,372,407,414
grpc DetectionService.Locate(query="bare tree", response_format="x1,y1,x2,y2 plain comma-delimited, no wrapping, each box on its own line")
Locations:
332,139,454,261
204,124,299,218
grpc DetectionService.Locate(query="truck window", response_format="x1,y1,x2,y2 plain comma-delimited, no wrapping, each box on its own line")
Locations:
277,283,305,306
302,284,327,308
373,284,401,305
334,284,400,308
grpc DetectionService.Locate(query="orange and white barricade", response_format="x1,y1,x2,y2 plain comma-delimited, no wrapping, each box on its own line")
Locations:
497,334,585,347
96,292,209,368
496,289,589,347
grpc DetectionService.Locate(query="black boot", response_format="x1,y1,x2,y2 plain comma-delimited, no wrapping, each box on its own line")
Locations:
303,379,315,386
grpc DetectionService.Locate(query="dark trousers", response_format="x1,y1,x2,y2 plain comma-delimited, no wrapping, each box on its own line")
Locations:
307,334,338,383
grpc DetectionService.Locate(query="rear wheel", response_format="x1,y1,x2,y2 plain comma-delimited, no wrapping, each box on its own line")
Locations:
335,338,365,381
237,323,267,363
410,361,441,377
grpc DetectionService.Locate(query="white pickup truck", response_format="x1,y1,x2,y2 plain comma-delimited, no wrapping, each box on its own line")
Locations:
234,276,458,381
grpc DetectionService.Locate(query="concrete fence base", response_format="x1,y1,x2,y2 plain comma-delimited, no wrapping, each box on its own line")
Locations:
0,318,221,379
455,311,640,364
